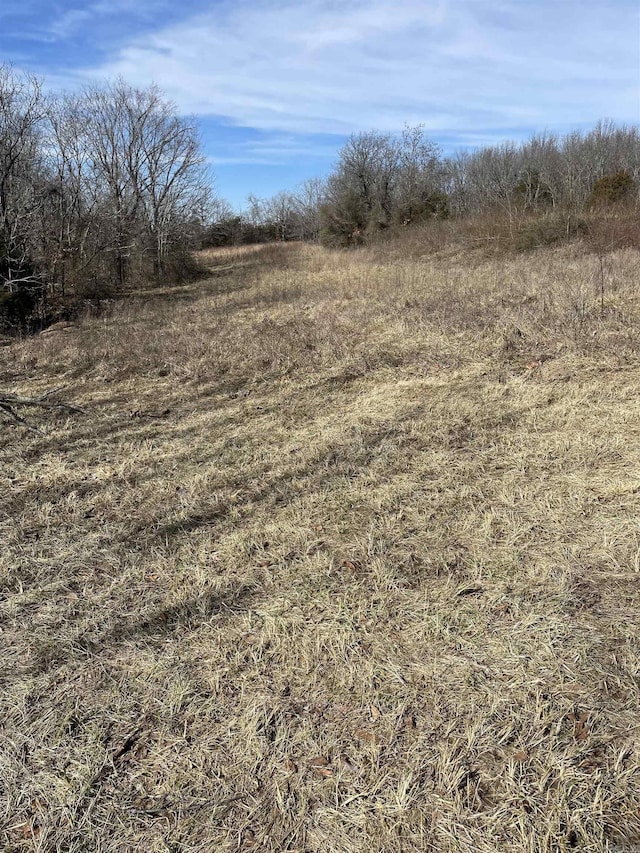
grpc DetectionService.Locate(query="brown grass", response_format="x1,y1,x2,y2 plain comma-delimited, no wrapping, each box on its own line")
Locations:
370,209,640,263
2,238,640,852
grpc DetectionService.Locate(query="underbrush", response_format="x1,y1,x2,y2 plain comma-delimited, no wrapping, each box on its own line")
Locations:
368,207,640,262
0,251,213,339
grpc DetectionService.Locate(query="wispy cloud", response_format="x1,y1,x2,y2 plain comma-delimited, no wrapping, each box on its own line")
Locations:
208,134,342,166
4,0,639,208
5,0,175,49
49,0,171,36
66,0,638,138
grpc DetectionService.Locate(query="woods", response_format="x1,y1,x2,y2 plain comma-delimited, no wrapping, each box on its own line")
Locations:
237,122,639,247
0,66,211,330
2,62,639,330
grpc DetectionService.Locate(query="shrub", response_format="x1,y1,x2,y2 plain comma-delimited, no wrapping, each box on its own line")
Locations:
511,212,589,252
588,172,636,208
0,286,40,331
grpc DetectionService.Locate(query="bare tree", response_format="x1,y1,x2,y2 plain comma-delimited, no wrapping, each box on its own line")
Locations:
395,124,446,223
250,191,298,242
444,123,640,219
124,85,211,276
321,127,447,243
321,131,398,243
67,80,212,286
1,70,218,329
291,178,326,241
0,66,48,298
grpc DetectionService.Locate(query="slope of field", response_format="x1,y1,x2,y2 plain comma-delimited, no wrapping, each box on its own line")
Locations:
2,240,640,852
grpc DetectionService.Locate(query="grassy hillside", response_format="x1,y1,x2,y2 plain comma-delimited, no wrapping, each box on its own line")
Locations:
2,237,640,852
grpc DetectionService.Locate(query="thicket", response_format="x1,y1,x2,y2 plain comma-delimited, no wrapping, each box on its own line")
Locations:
446,122,639,217
0,66,212,331
202,179,325,248
238,121,639,249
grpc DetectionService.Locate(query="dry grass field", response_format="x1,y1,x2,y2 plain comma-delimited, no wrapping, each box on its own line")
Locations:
2,235,640,852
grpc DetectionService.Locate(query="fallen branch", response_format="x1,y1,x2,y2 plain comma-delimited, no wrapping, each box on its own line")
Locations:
0,401,40,431
0,387,86,431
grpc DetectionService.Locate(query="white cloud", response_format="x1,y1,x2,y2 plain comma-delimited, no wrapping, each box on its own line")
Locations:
1,0,159,48
208,133,341,166
61,0,640,137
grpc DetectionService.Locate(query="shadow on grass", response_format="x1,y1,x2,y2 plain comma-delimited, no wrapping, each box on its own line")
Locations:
29,582,259,676
149,403,430,543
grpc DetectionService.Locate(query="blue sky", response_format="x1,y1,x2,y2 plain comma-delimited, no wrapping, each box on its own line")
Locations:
2,0,639,209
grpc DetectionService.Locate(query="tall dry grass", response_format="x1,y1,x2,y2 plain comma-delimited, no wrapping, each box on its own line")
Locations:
2,236,640,852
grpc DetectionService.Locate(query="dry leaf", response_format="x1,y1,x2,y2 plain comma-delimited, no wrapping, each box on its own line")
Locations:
369,704,381,721
574,713,589,740
307,756,329,767
313,767,333,778
242,828,256,849
514,750,528,762
14,823,40,841
341,559,362,572
285,758,298,772
355,729,378,744
15,824,30,840
570,712,590,741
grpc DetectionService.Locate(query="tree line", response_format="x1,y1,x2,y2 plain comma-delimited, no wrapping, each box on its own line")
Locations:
2,61,639,331
210,120,639,248
1,65,210,329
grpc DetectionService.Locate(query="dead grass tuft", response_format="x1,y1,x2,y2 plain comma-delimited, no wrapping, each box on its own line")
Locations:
2,238,640,851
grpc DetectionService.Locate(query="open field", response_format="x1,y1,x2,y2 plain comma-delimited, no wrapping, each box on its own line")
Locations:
2,237,640,852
